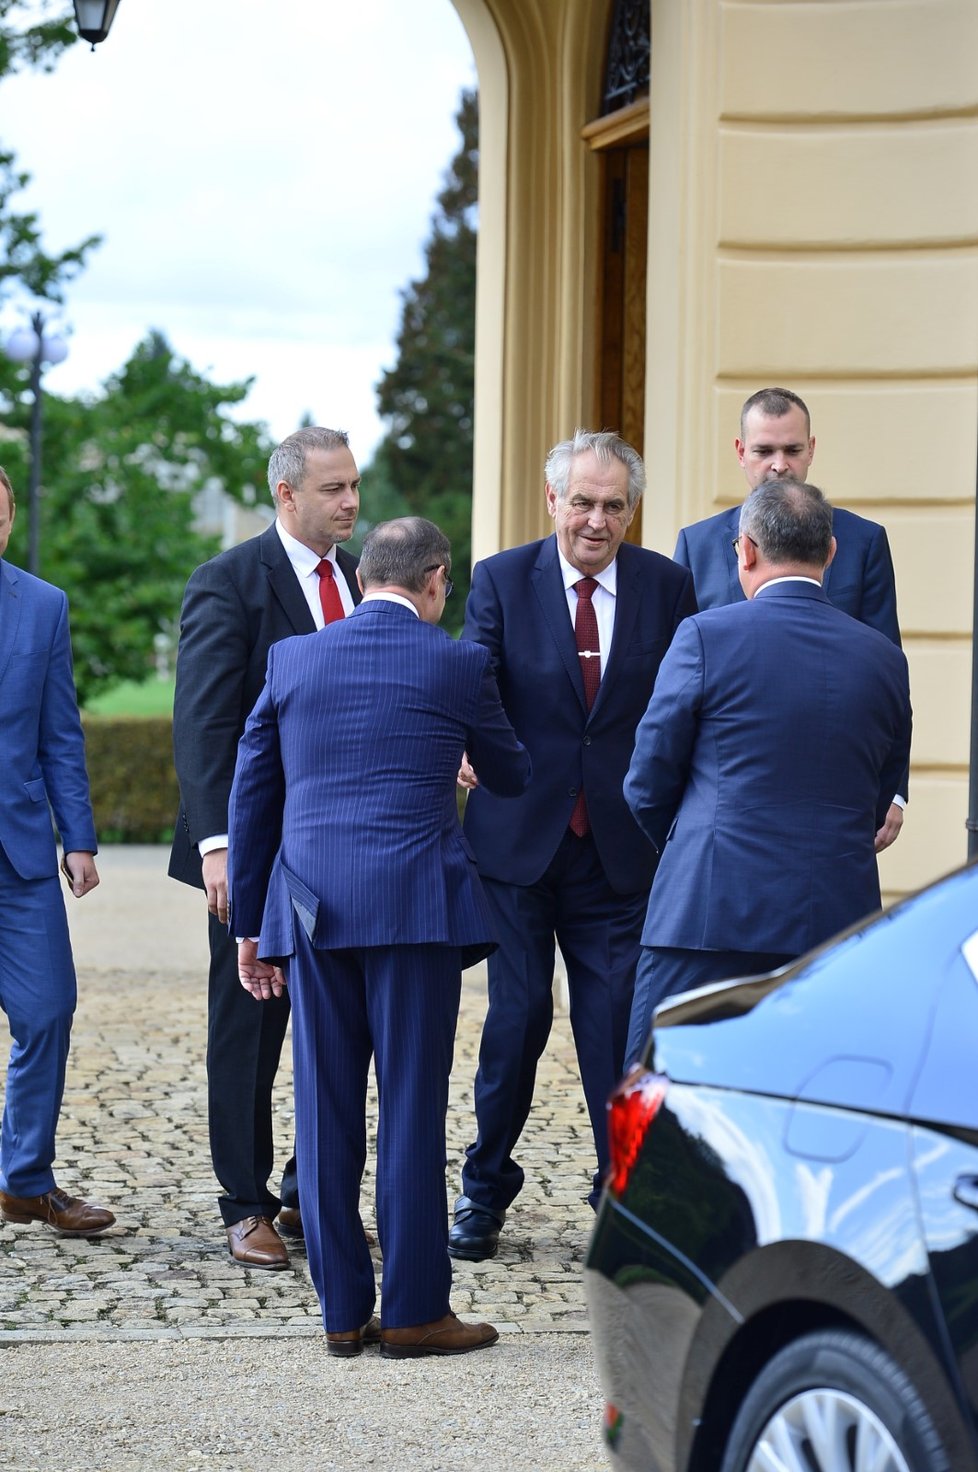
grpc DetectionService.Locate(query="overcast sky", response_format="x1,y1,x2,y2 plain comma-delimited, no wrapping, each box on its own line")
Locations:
2,0,476,463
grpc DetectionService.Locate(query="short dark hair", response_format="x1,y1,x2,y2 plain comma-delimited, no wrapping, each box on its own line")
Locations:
740,388,811,439
266,427,350,499
740,478,833,567
0,465,14,515
359,516,451,593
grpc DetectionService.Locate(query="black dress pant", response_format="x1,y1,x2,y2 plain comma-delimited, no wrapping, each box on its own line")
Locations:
206,913,298,1226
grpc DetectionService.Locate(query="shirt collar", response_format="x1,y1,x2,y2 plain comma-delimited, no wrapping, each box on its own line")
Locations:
360,590,420,618
555,544,618,596
275,519,338,575
756,574,823,593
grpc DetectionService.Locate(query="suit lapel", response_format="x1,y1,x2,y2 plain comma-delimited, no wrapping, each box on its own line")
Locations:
722,506,746,604
821,529,837,598
0,560,23,687
336,546,362,607
260,526,317,634
596,544,640,717
532,536,589,713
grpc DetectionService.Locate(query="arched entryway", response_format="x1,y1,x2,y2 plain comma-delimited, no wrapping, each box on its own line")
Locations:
583,1,651,543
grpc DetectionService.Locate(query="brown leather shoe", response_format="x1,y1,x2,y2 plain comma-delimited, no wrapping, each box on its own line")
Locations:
276,1207,303,1238
326,1315,382,1358
0,1187,115,1237
226,1215,289,1269
381,1311,499,1359
278,1207,377,1248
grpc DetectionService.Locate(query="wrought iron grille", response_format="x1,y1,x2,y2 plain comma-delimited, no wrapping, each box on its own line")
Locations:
602,0,650,114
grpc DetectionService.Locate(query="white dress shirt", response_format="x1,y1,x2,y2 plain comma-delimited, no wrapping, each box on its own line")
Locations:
555,547,617,678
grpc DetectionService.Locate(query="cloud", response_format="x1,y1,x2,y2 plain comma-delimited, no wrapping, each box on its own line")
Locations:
2,0,476,460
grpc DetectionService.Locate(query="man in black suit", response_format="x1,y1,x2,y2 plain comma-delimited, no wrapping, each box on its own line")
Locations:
169,426,361,1267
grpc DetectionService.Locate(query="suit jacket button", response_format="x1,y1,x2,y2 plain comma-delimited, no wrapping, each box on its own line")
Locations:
568,788,578,797
583,735,591,746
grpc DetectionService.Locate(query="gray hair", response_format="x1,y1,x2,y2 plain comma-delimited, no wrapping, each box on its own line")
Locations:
740,478,833,567
740,387,811,438
267,427,350,500
0,465,13,514
359,517,451,593
544,429,646,510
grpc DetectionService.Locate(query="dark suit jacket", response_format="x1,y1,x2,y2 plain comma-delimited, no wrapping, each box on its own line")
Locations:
227,599,530,961
168,523,360,888
0,559,97,880
461,535,697,895
674,504,901,643
624,580,912,956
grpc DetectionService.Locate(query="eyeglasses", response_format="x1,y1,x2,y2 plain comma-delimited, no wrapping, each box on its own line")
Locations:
731,533,758,557
424,564,453,598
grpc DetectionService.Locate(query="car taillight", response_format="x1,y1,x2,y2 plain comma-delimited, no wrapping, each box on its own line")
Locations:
606,1067,668,1196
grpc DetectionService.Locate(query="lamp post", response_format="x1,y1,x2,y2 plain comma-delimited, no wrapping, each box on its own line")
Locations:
4,312,68,578
72,0,123,49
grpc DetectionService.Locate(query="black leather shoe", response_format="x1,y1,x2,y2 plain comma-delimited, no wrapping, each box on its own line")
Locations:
447,1196,505,1261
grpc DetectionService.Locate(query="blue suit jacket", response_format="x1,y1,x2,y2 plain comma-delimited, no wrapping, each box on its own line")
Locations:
227,599,530,962
674,503,901,643
624,581,912,956
461,535,698,895
0,559,96,880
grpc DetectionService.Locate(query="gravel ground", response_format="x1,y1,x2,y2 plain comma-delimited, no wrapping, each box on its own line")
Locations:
0,1334,605,1471
0,847,610,1470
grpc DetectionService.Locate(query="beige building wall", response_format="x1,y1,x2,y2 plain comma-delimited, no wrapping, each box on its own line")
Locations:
455,0,978,898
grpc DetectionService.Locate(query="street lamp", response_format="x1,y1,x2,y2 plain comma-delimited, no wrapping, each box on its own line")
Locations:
72,0,123,49
4,312,68,578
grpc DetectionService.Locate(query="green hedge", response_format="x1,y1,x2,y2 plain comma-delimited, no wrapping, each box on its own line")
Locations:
83,715,178,844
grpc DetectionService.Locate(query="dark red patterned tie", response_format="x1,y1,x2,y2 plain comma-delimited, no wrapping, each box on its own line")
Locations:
569,577,600,836
315,558,345,625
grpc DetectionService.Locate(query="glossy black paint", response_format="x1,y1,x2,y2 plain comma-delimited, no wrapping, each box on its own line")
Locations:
585,862,978,1472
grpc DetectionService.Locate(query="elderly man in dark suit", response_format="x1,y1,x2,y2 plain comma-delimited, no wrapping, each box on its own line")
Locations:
228,517,530,1356
169,426,361,1268
0,466,114,1237
448,429,698,1262
624,477,912,1064
673,386,906,851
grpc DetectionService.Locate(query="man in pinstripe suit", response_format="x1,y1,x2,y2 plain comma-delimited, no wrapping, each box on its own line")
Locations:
227,517,530,1357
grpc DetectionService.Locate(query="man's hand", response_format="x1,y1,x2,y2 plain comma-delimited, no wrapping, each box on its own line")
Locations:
875,802,905,853
202,848,229,924
237,939,287,1000
62,851,99,899
457,753,479,790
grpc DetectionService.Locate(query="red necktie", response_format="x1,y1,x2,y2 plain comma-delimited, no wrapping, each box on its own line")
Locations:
569,577,600,836
315,558,345,625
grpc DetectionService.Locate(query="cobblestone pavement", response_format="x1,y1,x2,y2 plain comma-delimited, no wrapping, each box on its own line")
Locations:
0,847,598,1343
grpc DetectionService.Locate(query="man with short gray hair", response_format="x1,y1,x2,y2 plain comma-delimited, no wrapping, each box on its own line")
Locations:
169,426,362,1267
448,429,697,1260
623,477,912,1063
228,516,529,1355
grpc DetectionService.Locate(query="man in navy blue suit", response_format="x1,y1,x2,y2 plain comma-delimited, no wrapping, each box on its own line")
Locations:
673,386,906,852
0,467,115,1237
624,477,912,1063
227,517,529,1357
448,430,697,1261
170,427,363,1268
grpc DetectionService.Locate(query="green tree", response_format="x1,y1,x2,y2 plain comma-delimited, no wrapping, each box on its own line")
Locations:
2,331,273,704
370,87,477,627
0,3,100,308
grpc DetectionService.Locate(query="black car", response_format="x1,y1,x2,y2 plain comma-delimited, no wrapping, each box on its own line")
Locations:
585,861,978,1472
